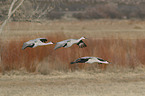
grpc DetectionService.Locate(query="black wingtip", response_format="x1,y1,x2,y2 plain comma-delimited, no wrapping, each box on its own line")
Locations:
83,44,87,48
54,48,57,50
108,62,111,64
79,44,87,48
70,62,75,64
21,47,26,50
40,38,47,43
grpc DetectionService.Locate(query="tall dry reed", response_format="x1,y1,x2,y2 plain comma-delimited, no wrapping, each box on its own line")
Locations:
0,33,145,73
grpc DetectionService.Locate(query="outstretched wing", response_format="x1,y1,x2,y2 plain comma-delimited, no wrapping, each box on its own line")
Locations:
77,40,87,48
54,42,67,50
76,58,89,63
54,40,69,50
97,57,105,61
39,38,47,43
22,43,35,50
96,57,110,64
22,43,28,50
70,57,90,64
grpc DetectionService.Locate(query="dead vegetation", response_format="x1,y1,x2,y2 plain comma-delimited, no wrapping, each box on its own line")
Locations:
0,20,145,74
0,34,145,74
0,68,145,96
0,19,145,96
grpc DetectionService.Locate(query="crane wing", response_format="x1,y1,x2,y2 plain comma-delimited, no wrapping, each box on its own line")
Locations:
22,43,28,50
76,58,90,63
22,43,35,50
70,57,90,64
39,38,47,43
77,40,87,48
54,40,70,50
54,42,67,50
97,57,106,61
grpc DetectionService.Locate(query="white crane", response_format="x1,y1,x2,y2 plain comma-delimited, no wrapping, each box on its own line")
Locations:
70,57,110,64
54,37,87,50
22,38,54,50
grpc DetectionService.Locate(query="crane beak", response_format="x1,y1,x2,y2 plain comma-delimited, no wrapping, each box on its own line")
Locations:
105,62,111,64
52,42,55,44
49,42,55,44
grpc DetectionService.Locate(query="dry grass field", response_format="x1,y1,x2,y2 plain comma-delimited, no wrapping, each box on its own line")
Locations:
0,19,145,96
0,69,145,96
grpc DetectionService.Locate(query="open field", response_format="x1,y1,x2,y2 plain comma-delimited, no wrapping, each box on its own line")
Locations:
2,19,145,39
0,19,145,96
0,69,145,96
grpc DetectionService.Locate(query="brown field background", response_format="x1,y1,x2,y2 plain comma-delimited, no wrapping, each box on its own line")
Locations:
0,20,145,96
0,19,145,74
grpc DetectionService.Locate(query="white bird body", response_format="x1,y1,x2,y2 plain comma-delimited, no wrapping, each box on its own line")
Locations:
22,38,54,49
64,39,78,48
86,57,99,63
70,57,110,64
54,37,87,50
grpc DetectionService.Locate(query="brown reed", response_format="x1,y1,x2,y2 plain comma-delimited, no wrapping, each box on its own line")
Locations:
0,33,144,73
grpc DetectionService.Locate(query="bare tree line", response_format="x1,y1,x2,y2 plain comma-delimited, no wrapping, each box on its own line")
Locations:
1,0,145,22
0,0,63,22
0,0,63,74
0,0,25,33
